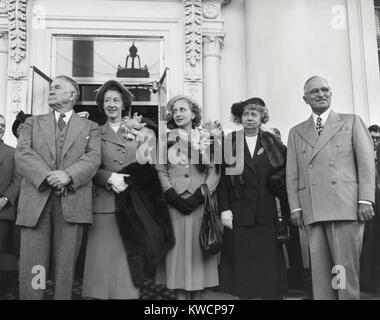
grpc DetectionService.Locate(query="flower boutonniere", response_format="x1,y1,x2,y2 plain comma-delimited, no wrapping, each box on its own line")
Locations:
120,113,147,141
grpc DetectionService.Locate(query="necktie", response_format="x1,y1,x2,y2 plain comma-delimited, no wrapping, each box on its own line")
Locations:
58,113,66,131
316,116,323,135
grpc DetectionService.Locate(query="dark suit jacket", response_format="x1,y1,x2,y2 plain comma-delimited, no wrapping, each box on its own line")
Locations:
0,141,21,221
15,112,101,227
218,130,282,226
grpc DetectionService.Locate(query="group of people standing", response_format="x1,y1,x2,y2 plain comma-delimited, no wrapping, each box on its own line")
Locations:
0,74,378,300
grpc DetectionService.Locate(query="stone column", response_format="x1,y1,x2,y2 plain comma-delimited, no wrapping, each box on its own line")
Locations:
0,32,7,117
201,0,226,122
202,35,223,122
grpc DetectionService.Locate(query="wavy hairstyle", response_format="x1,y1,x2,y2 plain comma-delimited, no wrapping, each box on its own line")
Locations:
165,95,202,129
231,97,269,125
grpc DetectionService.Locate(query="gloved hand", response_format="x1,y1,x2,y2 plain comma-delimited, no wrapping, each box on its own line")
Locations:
108,173,130,194
184,187,204,210
221,210,233,230
267,174,286,197
165,188,192,215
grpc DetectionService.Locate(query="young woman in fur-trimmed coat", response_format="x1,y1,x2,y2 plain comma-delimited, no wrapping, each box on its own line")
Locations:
155,95,220,300
82,80,174,299
217,98,288,299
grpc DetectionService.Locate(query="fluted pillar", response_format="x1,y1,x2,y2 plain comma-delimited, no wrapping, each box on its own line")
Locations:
202,35,224,122
0,33,7,117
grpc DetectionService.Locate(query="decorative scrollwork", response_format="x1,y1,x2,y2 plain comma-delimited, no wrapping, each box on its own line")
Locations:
8,0,27,63
0,0,7,15
184,0,202,67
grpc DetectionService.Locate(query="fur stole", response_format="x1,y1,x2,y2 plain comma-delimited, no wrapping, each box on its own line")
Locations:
114,162,175,288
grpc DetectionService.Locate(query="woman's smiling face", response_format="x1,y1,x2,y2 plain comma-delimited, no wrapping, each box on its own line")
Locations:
104,89,124,121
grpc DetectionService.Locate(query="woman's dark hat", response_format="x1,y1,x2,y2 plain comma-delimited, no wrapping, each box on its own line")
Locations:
95,80,134,111
12,111,32,138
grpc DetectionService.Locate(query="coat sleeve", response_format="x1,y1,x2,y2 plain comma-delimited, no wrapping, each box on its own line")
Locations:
286,128,302,212
353,115,376,203
155,163,172,192
205,164,221,194
4,164,21,207
217,164,231,213
65,121,101,190
15,117,52,190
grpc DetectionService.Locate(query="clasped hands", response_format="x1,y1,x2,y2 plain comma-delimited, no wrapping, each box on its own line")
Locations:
108,173,130,194
46,170,72,196
165,187,204,215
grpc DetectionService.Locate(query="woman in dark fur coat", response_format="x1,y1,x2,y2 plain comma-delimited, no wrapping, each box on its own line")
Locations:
217,98,288,299
82,80,174,299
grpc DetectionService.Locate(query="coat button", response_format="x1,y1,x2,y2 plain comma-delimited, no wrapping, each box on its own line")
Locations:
329,161,334,166
309,165,313,169
184,174,189,178
119,161,123,165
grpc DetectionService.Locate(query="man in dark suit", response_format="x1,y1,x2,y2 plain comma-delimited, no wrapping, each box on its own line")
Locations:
0,115,21,254
286,76,375,299
15,75,101,299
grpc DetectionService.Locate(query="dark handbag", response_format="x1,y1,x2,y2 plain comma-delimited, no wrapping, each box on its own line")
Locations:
274,197,290,244
199,184,223,255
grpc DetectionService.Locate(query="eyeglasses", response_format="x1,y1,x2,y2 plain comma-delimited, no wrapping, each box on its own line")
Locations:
306,87,331,96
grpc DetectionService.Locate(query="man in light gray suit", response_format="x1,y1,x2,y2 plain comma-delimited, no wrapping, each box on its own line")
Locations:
286,76,375,300
15,75,101,299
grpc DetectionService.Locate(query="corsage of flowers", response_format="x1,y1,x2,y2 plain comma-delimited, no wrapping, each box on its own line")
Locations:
167,120,223,172
120,112,147,141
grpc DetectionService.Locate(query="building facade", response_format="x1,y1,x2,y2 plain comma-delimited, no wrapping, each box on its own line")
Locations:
0,0,379,147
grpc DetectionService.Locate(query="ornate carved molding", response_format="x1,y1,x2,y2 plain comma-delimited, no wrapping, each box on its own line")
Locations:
8,0,27,64
221,0,232,7
184,0,202,69
203,34,224,58
203,2,219,19
0,0,7,15
8,70,26,79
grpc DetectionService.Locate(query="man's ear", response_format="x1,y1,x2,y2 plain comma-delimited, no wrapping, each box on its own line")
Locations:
303,95,308,104
69,90,76,102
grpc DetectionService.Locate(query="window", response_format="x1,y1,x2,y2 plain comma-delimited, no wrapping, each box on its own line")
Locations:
374,1,380,71
52,35,165,125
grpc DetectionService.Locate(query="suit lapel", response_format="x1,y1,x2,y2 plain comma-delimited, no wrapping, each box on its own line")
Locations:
310,111,345,162
253,130,265,167
39,112,56,159
0,142,6,164
101,123,126,147
61,113,85,158
295,116,318,148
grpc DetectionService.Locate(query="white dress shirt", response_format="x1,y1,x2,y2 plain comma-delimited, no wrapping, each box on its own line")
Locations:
54,110,73,124
245,135,258,158
312,108,331,128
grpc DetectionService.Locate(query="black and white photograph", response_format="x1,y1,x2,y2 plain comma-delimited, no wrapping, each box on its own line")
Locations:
1,0,380,305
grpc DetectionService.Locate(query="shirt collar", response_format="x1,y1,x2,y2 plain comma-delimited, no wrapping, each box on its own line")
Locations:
312,108,331,125
54,110,73,123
